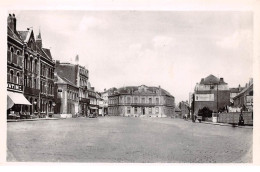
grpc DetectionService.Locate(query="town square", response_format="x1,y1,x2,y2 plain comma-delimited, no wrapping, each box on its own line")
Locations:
6,10,254,163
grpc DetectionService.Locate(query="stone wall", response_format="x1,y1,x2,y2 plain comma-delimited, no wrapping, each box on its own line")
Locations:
217,112,253,125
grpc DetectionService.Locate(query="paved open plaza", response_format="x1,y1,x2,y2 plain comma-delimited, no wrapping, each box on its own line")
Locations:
7,117,252,163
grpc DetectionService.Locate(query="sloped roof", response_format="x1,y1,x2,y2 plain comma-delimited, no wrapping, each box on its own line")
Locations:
42,48,52,59
55,73,78,88
17,30,29,41
17,29,33,43
8,26,23,43
233,83,253,99
200,74,227,85
114,85,173,97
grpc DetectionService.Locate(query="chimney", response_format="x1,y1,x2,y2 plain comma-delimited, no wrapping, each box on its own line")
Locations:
7,14,17,32
219,78,224,83
75,55,79,65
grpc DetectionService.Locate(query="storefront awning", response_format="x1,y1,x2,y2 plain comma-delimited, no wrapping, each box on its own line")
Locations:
89,107,98,110
7,91,32,109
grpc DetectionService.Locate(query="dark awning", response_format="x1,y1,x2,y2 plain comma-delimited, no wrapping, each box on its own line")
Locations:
7,91,32,109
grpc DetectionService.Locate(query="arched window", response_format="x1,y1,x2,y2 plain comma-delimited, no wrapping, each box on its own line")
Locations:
16,50,20,55
24,76,27,87
24,54,28,69
30,55,33,72
16,72,20,84
10,70,14,83
149,98,152,104
10,47,14,62
34,60,37,74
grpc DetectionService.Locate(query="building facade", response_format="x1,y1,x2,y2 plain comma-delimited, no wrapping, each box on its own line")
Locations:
7,14,32,118
178,101,190,118
233,78,253,112
54,73,79,117
193,74,230,115
108,85,175,117
55,56,93,116
36,31,55,118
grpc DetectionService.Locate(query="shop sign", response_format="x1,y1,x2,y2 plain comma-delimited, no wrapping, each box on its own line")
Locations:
7,83,22,91
195,94,214,101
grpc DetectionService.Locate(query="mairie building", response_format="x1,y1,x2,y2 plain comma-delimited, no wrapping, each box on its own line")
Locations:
108,85,175,117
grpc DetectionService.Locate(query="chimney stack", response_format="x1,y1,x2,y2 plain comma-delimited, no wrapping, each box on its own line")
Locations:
7,14,17,32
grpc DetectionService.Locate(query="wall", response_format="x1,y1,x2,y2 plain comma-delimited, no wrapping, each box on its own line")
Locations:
218,112,253,125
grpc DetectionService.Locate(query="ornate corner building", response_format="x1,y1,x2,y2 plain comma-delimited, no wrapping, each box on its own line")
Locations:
108,85,175,117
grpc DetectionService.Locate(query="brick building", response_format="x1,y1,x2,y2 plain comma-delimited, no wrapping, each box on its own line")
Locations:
108,85,175,117
7,14,31,118
193,74,230,115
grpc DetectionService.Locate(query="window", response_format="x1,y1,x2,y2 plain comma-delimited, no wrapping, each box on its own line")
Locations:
156,98,159,104
127,107,131,114
24,76,27,87
134,97,138,103
34,78,37,89
142,98,145,103
34,60,37,73
127,97,131,103
149,98,152,104
24,54,28,69
10,70,14,83
134,107,138,114
149,108,152,114
16,72,20,84
10,47,14,62
155,107,159,114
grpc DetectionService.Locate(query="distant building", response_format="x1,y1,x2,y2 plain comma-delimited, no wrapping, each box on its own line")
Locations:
54,73,79,117
108,85,175,117
178,101,190,118
55,57,90,116
229,85,244,104
101,89,108,116
193,74,230,115
233,78,253,111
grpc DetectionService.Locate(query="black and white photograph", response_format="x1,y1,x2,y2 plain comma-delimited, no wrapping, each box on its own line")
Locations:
1,0,260,166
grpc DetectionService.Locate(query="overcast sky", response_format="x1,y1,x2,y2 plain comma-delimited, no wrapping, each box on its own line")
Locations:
13,11,253,103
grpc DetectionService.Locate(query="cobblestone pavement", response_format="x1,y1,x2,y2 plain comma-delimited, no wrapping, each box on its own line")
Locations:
7,116,252,163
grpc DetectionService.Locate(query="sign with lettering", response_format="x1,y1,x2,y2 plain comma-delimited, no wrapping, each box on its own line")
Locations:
7,83,22,91
195,94,214,101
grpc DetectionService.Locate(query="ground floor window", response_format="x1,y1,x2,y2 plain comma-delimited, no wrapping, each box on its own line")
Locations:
134,107,138,114
155,107,159,114
127,107,131,114
149,107,152,114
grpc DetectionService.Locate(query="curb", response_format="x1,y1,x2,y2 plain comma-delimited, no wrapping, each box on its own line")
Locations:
199,121,253,129
7,118,63,122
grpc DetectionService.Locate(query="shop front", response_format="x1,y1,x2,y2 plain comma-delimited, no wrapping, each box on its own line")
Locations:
7,91,32,119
